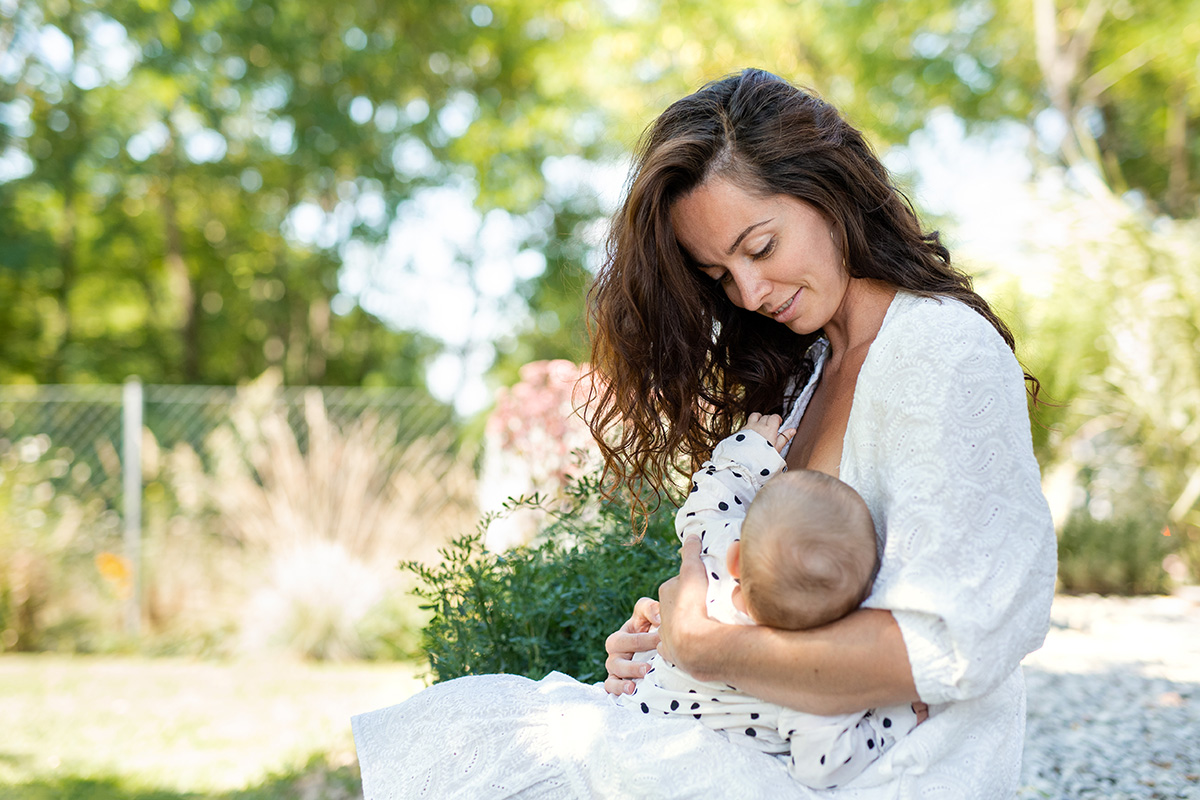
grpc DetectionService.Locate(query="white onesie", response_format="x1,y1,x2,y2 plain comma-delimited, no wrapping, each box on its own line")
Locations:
617,429,918,789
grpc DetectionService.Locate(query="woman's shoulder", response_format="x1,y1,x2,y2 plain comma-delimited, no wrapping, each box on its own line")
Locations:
862,291,1023,402
878,291,1012,360
886,291,1001,336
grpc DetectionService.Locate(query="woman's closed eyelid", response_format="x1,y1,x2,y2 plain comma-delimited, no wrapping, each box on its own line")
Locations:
752,237,777,259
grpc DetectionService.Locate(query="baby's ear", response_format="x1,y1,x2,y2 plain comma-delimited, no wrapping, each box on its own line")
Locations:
726,540,742,579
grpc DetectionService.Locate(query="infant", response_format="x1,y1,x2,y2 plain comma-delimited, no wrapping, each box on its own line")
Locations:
617,413,918,789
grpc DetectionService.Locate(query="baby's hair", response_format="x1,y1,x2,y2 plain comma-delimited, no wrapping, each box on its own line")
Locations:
739,470,879,630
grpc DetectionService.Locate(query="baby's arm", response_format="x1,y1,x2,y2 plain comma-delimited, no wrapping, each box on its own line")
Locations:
675,413,794,546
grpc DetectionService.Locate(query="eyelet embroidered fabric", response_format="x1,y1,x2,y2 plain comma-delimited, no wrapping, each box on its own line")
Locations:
352,292,1056,800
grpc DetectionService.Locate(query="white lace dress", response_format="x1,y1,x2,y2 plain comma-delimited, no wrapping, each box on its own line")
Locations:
352,292,1057,799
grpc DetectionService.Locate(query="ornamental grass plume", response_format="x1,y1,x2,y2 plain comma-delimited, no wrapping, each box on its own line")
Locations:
202,373,477,659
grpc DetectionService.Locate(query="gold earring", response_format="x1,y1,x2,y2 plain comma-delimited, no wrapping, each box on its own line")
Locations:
831,228,846,270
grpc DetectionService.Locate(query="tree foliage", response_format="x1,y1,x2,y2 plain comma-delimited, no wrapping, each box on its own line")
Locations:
2,0,1195,390
3,3,1199,567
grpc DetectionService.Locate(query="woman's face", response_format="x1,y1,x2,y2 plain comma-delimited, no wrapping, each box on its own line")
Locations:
670,177,849,336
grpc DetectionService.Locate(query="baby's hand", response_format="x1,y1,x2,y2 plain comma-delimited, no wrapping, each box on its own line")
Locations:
741,412,797,455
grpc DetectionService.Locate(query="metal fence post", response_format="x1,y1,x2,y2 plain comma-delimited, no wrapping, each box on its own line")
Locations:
122,377,143,637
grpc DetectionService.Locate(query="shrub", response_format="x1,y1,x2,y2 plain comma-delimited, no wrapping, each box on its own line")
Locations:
405,474,681,684
1057,509,1176,595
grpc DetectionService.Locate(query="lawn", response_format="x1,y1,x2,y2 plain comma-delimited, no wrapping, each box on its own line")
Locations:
0,654,426,799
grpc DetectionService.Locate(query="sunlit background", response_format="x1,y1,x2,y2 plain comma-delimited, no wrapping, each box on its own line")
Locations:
1,0,1198,796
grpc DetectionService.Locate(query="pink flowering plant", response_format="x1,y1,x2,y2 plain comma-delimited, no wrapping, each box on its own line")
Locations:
485,359,599,494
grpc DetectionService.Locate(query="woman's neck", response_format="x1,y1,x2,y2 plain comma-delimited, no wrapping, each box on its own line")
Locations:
822,279,896,370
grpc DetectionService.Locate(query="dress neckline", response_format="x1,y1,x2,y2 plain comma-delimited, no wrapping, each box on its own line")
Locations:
778,290,910,466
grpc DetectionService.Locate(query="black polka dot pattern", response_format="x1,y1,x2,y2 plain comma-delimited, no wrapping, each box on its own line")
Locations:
645,428,883,767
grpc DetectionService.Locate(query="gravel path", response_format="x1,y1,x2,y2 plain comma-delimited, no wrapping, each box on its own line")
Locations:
1019,590,1200,799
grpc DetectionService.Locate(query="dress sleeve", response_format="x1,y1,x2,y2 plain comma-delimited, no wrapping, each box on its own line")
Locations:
858,302,1057,706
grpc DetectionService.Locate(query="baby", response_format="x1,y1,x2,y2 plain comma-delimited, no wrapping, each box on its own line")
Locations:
617,413,918,789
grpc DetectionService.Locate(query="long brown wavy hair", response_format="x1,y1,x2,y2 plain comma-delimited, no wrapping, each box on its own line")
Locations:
586,69,1037,519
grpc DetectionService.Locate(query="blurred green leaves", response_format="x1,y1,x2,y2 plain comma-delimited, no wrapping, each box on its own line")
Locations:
2,0,1199,580
405,473,680,683
2,0,1196,391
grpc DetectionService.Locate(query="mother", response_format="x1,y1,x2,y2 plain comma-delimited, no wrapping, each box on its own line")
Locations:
353,69,1056,799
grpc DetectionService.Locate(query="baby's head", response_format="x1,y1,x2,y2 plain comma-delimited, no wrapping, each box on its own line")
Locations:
728,470,878,631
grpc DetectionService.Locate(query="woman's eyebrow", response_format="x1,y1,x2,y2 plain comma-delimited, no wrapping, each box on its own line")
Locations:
726,219,774,255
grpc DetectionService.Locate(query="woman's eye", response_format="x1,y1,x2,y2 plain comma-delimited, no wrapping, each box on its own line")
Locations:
714,271,733,286
752,239,776,260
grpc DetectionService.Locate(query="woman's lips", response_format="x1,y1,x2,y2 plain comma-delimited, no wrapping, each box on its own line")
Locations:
771,290,800,320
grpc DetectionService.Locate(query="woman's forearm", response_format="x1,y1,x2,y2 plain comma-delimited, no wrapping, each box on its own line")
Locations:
680,608,919,716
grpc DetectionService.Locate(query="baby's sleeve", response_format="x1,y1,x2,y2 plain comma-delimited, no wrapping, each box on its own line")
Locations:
675,430,785,546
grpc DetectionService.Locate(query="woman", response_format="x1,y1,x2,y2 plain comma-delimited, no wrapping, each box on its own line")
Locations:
353,69,1056,799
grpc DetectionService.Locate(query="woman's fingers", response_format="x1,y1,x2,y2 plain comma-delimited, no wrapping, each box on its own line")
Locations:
602,597,663,695
603,629,660,664
631,596,661,629
677,534,705,579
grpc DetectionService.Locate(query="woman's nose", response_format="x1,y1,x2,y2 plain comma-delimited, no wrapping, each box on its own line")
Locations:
733,267,771,311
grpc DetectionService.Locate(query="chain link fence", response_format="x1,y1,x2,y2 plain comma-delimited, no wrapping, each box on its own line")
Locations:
0,380,475,649
0,382,457,498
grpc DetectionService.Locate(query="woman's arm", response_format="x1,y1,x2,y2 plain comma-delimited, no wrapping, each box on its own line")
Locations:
655,535,919,716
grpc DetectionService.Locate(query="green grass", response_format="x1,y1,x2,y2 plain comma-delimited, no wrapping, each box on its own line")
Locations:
0,654,427,799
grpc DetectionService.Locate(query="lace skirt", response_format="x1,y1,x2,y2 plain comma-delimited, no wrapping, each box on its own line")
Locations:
352,671,820,799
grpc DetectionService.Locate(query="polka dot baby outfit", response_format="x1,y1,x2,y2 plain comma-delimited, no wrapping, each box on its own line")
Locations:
615,428,918,788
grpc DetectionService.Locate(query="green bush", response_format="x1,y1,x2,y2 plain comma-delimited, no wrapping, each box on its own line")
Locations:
405,474,681,683
1057,509,1176,595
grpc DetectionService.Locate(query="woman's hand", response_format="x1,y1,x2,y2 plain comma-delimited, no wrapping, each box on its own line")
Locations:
655,535,725,680
603,596,661,695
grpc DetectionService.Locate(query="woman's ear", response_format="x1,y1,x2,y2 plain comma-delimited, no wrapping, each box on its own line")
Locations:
726,539,742,579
